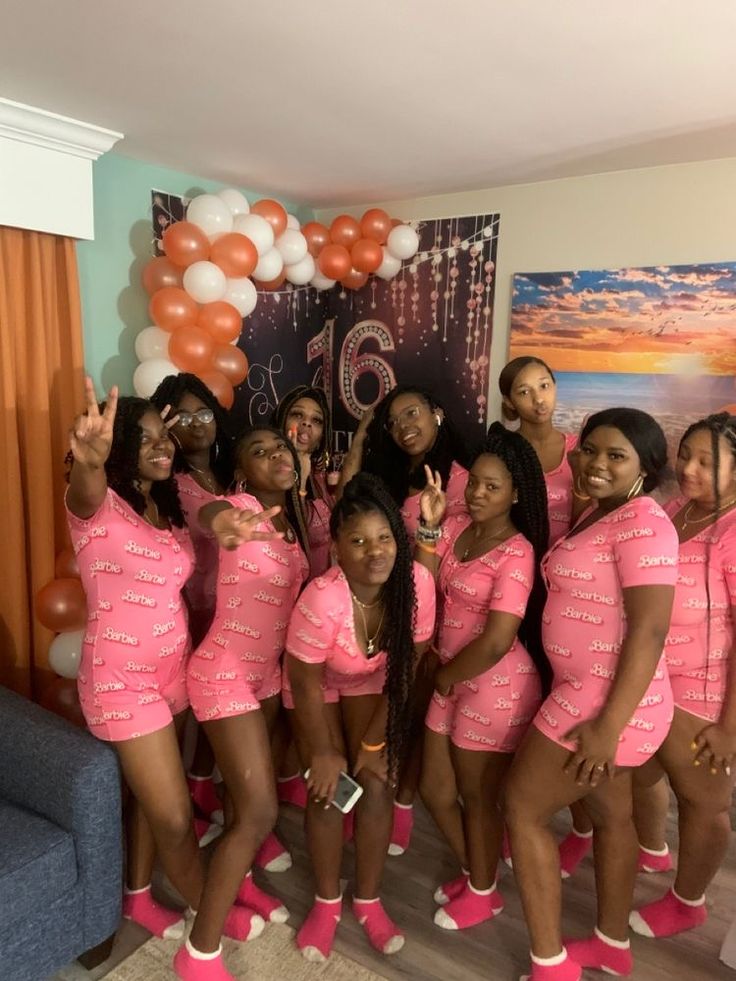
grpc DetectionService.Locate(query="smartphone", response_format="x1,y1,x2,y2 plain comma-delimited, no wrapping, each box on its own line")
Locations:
304,769,364,813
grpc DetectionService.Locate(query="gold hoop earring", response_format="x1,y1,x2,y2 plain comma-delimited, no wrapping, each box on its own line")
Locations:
435,414,442,426
627,474,644,500
236,478,247,493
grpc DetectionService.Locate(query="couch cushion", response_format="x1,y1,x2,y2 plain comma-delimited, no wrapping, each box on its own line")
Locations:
0,800,78,921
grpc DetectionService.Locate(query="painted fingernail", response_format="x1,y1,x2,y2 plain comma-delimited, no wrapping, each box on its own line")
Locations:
726,767,731,776
691,741,698,750
693,760,701,766
711,767,718,775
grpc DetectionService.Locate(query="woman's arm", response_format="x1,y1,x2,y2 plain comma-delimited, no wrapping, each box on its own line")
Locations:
414,466,446,576
287,655,346,803
335,408,373,500
67,378,118,519
435,612,522,691
692,605,736,773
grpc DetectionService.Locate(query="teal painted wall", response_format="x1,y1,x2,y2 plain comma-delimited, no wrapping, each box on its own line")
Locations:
76,152,311,394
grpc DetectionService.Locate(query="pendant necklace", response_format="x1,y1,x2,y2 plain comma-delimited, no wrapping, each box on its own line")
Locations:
143,498,160,528
681,495,736,532
190,465,217,494
461,523,512,561
351,593,385,656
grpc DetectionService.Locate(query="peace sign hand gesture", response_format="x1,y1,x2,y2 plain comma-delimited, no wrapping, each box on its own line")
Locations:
211,505,285,551
419,465,446,528
69,376,119,469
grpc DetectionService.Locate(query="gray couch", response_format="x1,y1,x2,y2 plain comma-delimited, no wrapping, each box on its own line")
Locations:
0,685,123,981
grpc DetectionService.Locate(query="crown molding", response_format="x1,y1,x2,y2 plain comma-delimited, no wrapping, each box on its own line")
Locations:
0,97,123,160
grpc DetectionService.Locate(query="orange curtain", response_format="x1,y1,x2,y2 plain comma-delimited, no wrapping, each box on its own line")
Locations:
0,226,85,697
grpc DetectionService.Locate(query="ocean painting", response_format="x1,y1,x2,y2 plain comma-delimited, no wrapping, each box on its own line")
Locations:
509,262,736,453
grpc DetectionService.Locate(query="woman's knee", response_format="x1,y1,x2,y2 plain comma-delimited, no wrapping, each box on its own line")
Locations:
357,772,393,811
149,798,194,845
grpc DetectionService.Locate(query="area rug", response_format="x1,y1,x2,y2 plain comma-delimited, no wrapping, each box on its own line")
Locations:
103,923,387,980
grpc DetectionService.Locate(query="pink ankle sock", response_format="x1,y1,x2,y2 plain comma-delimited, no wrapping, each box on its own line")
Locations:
254,831,292,872
353,897,404,955
343,809,355,843
194,817,223,848
638,844,673,874
222,905,265,942
520,948,582,981
123,886,185,939
502,828,513,868
297,896,342,963
629,888,707,938
277,773,308,809
388,802,414,856
434,869,469,905
559,829,593,879
186,774,224,825
236,871,289,923
434,881,504,930
565,928,633,976
173,941,235,981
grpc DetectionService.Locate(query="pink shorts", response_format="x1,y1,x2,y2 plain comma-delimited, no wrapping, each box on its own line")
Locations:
425,663,542,753
187,660,281,723
78,666,188,742
669,669,726,724
281,665,385,709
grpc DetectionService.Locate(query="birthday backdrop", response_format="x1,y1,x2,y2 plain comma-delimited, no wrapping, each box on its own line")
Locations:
152,194,500,453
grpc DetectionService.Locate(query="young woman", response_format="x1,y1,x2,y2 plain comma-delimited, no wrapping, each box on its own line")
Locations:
151,373,234,833
417,423,550,930
273,384,333,578
285,473,436,962
504,407,678,981
629,413,736,940
339,385,472,853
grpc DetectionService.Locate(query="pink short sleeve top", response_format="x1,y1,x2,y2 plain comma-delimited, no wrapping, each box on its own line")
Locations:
176,472,220,617
286,561,436,693
545,432,578,546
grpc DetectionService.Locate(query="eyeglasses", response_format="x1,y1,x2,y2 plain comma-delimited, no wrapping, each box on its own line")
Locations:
385,404,427,433
175,408,214,427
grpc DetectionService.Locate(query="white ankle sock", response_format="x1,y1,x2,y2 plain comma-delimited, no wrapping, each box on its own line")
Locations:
531,949,567,966
394,801,413,810
571,827,593,839
640,843,668,856
468,881,496,896
124,884,151,896
672,887,705,907
185,939,221,960
594,926,630,949
315,894,342,904
187,772,213,782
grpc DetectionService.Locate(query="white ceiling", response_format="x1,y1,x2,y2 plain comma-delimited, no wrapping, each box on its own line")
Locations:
2,0,736,206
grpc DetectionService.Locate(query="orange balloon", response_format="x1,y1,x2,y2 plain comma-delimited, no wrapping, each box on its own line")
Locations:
351,238,383,274
54,546,80,580
162,221,210,267
149,287,198,333
212,344,249,386
302,221,331,257
169,325,215,374
318,244,352,281
391,217,403,228
199,370,234,409
360,208,392,245
40,677,85,728
719,404,736,415
142,256,183,295
197,301,242,344
330,214,361,248
254,272,286,291
251,199,288,238
210,233,258,278
341,268,369,290
35,578,87,632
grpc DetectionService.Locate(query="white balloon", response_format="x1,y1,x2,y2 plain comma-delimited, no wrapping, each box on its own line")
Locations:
134,325,170,362
310,271,337,291
183,260,227,303
386,224,420,261
48,629,85,679
217,188,250,217
286,213,300,230
186,194,233,242
232,213,274,256
275,229,308,266
253,248,284,283
133,358,178,398
224,277,258,317
285,253,315,285
375,248,402,280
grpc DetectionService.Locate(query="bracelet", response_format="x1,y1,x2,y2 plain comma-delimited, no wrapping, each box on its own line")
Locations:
360,739,386,752
416,524,441,543
298,489,308,497
416,542,437,555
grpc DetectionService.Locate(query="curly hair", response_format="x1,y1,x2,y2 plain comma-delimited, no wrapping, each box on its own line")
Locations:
272,385,332,478
150,373,234,489
330,473,417,775
482,422,551,692
580,407,669,493
103,396,185,527
363,385,474,506
233,425,310,560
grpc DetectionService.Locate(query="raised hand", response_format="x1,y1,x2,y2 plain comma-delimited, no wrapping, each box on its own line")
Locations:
419,465,446,528
69,376,118,469
211,504,285,550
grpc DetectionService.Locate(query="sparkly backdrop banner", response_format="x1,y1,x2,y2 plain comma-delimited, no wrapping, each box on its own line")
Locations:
153,194,500,452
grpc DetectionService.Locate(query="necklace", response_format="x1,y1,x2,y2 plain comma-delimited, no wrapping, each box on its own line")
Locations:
351,595,385,656
189,465,217,494
681,496,736,532
350,589,383,610
143,498,160,528
461,523,512,561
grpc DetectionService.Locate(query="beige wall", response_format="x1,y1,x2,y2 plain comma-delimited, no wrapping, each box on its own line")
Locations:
316,157,736,420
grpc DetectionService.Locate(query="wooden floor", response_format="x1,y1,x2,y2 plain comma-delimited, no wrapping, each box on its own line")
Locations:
55,797,736,980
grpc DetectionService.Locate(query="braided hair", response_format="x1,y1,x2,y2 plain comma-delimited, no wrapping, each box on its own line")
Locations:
272,385,332,479
233,425,310,559
104,396,185,527
364,385,474,506
330,473,417,775
150,373,234,489
482,422,551,692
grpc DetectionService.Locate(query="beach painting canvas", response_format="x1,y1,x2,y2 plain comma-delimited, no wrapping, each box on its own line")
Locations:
509,261,736,452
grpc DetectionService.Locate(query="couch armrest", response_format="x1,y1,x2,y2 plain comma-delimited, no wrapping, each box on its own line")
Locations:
0,685,122,944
